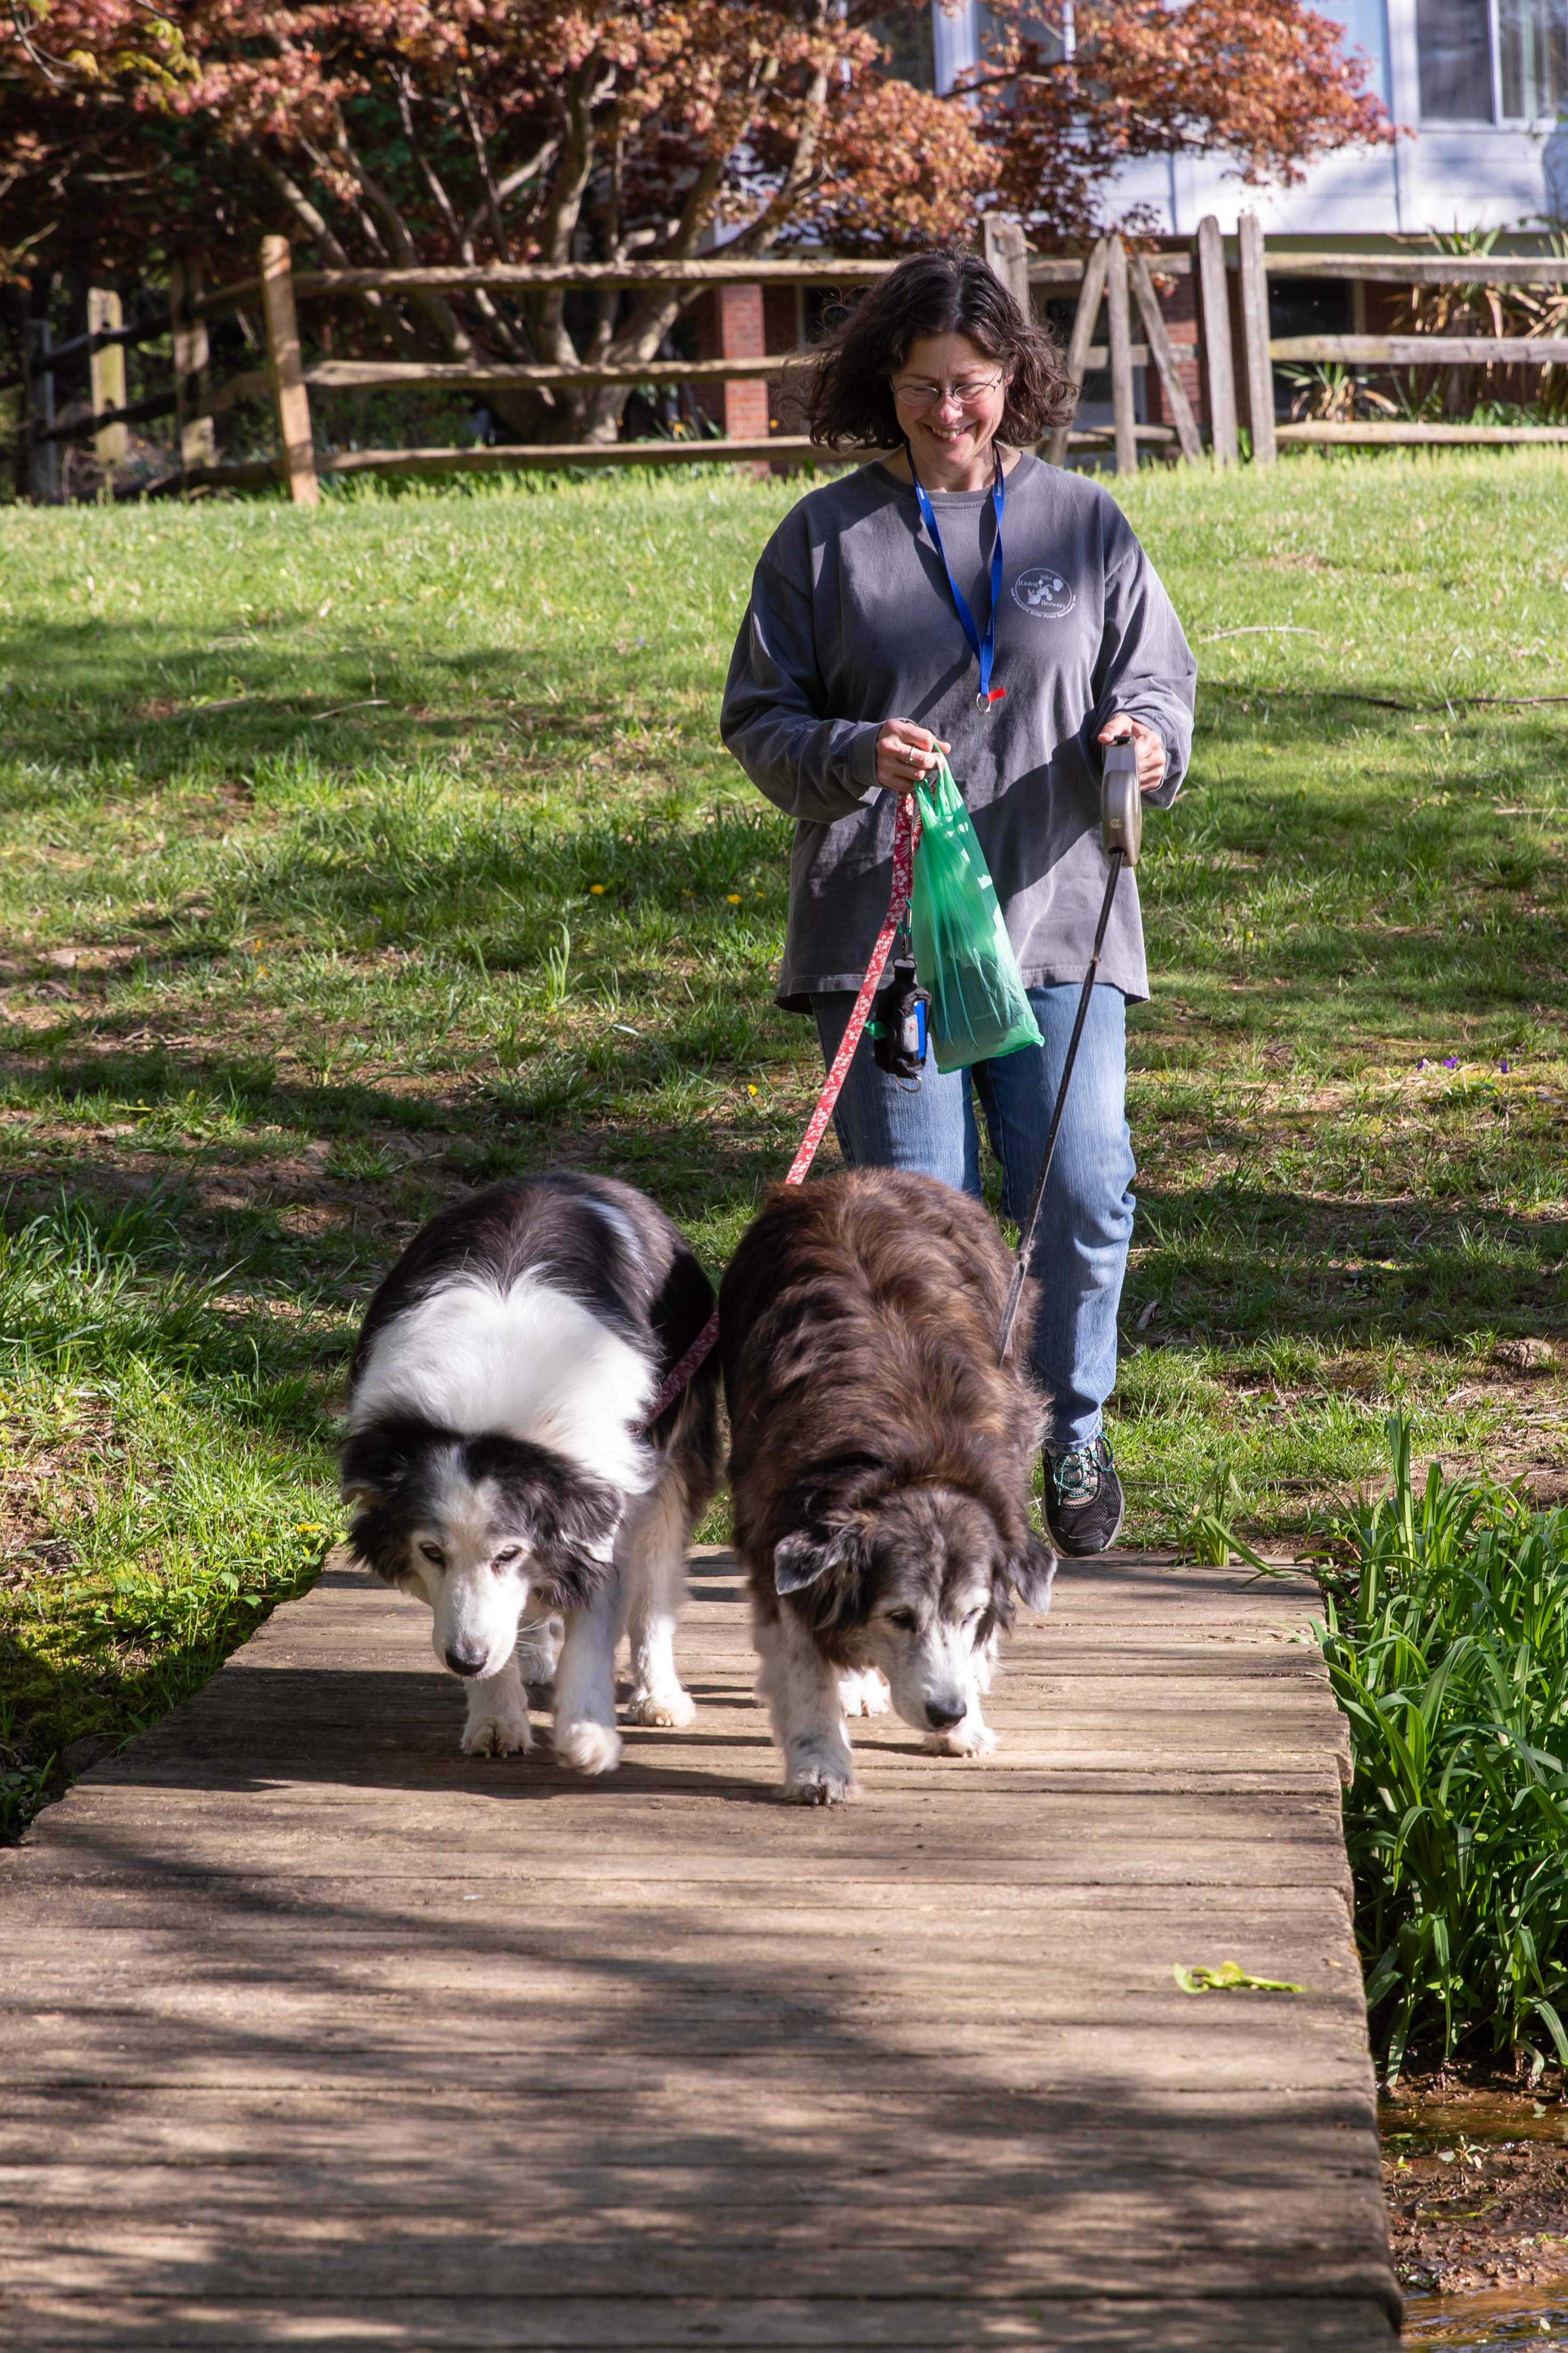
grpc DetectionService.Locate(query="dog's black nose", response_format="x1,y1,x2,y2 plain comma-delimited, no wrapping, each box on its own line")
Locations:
445,1646,487,1678
925,1696,967,1731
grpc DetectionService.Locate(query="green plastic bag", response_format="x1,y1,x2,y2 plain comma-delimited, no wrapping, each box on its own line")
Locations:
910,761,1043,1074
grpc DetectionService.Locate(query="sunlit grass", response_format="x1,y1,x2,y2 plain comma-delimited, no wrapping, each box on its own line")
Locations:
1,450,1566,1832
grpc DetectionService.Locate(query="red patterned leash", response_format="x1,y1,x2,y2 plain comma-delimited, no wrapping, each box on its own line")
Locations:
642,791,921,1428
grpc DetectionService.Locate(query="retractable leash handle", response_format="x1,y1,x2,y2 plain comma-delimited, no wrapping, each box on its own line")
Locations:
1099,738,1143,868
996,737,1143,1366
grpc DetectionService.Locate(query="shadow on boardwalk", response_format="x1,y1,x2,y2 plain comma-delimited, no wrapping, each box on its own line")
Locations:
0,1559,1400,2350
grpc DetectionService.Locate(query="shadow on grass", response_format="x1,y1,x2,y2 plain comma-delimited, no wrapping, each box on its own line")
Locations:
1129,1183,1568,1348
0,618,715,803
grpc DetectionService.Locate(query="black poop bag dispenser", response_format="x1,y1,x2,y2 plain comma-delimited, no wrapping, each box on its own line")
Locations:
869,937,932,1089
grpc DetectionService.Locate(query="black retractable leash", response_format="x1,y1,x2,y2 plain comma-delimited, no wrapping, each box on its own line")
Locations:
997,740,1143,1365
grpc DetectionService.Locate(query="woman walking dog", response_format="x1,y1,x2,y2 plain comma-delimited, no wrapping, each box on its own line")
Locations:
720,246,1196,1558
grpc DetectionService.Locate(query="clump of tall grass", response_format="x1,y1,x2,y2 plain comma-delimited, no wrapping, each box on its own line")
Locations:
1321,1416,1568,2082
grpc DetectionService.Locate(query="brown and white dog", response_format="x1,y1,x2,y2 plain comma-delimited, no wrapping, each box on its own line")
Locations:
719,1169,1055,1804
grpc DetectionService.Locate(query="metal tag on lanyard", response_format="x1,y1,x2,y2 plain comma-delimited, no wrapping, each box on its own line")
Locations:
908,445,1008,716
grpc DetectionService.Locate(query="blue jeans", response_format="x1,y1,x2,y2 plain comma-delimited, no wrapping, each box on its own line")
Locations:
811,983,1135,1453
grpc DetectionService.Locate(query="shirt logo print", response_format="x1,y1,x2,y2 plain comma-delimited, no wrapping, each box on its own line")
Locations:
1012,568,1076,620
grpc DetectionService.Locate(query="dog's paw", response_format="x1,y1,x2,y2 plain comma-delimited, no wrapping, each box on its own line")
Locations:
930,1714,998,1759
624,1684,697,1729
462,1708,533,1759
837,1667,891,1719
783,1757,858,1806
554,1718,624,1776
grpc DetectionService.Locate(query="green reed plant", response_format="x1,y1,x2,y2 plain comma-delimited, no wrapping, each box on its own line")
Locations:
1320,1416,1568,2081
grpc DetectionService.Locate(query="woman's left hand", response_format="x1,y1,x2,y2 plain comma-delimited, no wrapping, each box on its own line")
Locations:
1097,713,1166,795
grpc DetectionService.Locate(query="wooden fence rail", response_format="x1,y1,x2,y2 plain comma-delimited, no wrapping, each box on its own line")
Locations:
12,223,1568,499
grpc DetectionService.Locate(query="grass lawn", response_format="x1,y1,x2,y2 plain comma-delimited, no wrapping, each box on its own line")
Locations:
2,446,1566,1838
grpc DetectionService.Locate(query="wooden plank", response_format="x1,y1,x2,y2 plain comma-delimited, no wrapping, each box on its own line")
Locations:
1128,247,1203,462
0,1549,1396,2348
169,256,215,475
1237,211,1276,467
182,247,1568,334
304,356,801,390
1263,253,1568,285
1195,217,1238,467
258,236,319,509
188,251,1190,325
1276,420,1568,445
1045,237,1111,468
1271,332,1568,364
85,290,126,467
983,217,1033,317
0,2291,1400,2351
23,321,57,503
193,257,935,322
1107,237,1138,478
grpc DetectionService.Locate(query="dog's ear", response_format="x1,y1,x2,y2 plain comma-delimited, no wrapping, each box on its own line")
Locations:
774,1522,863,1597
529,1476,625,1608
1005,1533,1057,1615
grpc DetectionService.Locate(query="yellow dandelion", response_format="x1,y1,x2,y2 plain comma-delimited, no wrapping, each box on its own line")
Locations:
746,1085,759,1097
726,893,742,905
590,883,606,895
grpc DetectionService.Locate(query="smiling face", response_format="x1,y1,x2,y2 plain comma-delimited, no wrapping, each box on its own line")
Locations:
890,331,1011,492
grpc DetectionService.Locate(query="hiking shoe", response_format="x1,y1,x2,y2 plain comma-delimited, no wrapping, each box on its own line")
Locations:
1043,1436,1125,1557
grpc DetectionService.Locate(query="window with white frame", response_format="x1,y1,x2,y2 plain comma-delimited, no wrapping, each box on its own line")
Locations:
1498,0,1566,115
1417,0,1566,118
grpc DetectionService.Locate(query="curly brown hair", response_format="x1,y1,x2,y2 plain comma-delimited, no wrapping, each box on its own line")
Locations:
787,246,1078,453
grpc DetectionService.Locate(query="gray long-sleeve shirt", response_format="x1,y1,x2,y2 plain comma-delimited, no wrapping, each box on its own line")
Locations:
720,453,1196,1008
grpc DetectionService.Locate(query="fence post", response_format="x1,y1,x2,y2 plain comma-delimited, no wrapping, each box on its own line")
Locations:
1195,217,1238,467
88,290,128,471
260,237,320,507
1107,238,1137,479
1237,212,1276,468
1127,249,1202,463
983,217,1032,317
25,321,58,503
170,258,216,477
1045,238,1111,469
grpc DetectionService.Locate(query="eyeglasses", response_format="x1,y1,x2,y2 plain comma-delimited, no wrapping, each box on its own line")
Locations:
891,371,1007,414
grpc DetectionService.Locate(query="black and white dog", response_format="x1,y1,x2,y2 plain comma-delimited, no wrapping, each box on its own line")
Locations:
341,1173,721,1773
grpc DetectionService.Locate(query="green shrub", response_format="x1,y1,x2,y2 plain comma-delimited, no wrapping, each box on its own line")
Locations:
1322,1417,1568,2080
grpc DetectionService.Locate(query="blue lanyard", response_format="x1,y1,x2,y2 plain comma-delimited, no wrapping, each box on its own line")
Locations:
907,444,1007,713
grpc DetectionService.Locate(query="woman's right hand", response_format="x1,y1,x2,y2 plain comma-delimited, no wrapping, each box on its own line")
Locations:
875,719,951,794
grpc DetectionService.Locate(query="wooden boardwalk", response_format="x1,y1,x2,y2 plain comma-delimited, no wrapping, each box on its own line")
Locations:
1,1551,1400,2350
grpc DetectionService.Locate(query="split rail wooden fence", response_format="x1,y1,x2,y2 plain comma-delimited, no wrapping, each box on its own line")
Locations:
9,214,1568,498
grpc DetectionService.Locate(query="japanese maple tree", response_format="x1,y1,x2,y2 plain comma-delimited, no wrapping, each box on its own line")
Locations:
1,0,989,439
1,0,1393,439
977,0,1395,249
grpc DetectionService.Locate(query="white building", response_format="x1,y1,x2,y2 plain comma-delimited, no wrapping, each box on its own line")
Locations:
914,0,1568,236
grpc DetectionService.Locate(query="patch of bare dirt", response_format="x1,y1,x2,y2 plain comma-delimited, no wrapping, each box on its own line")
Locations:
1385,2083,1568,2297
0,1403,114,1591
